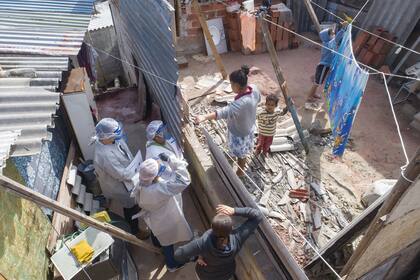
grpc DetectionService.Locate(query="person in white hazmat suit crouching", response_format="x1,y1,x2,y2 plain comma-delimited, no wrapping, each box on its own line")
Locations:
93,118,149,239
131,155,193,272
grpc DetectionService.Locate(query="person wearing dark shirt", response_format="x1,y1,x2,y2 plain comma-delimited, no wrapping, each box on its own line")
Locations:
174,205,263,280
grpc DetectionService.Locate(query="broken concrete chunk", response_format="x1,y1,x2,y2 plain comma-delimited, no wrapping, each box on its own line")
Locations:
312,207,322,230
310,182,326,197
271,143,296,152
259,189,272,207
287,169,298,189
269,211,286,221
272,170,284,184
409,119,420,132
272,136,289,145
361,179,396,207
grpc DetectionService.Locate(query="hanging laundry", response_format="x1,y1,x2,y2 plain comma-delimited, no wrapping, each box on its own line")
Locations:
323,25,369,157
240,12,256,54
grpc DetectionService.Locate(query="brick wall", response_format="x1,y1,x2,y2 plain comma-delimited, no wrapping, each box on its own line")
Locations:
177,1,228,55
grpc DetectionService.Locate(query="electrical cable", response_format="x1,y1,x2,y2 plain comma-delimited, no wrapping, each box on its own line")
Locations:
220,146,343,279
308,0,420,56
350,0,371,24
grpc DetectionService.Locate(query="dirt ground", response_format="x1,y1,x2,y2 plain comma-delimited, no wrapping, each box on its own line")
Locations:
180,47,419,198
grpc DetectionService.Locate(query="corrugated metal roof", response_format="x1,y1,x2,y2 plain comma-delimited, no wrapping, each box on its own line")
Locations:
0,0,94,56
88,1,114,31
0,130,20,171
0,56,67,158
112,0,182,142
361,0,420,65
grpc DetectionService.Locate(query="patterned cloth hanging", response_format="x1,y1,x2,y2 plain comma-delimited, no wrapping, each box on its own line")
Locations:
323,24,369,157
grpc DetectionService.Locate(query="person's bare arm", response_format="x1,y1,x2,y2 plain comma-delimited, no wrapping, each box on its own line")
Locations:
193,112,217,124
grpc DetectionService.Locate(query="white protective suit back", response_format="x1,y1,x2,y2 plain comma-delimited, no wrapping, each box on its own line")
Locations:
93,139,136,208
133,157,192,246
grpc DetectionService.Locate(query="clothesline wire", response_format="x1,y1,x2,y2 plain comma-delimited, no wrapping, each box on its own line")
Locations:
351,0,371,24
211,0,419,81
219,146,343,280
308,0,420,56
85,42,179,87
87,19,413,179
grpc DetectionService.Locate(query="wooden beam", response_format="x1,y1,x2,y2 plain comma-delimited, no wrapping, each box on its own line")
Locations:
302,0,321,33
259,15,310,153
341,147,420,276
47,141,77,253
305,191,388,269
0,175,161,255
192,0,227,80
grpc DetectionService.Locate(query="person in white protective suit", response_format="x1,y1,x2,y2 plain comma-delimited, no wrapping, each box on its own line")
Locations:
131,156,193,272
93,118,149,239
145,120,183,161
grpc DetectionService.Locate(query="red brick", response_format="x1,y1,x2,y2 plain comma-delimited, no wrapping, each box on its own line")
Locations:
191,18,201,28
361,50,375,65
204,11,216,19
366,34,378,47
371,53,386,67
353,31,370,56
187,27,202,37
357,47,368,61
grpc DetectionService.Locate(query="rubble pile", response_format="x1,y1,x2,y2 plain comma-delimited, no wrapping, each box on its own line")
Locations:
191,97,362,265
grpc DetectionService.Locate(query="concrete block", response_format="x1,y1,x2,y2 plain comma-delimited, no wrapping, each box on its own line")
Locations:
361,179,396,207
401,103,416,120
270,143,295,152
414,112,420,122
409,120,420,132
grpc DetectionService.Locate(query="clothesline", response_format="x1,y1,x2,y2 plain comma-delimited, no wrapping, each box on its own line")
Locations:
308,0,420,56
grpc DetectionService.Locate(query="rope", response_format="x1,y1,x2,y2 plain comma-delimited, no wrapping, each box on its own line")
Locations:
211,0,419,81
351,0,371,24
309,0,420,56
220,147,343,279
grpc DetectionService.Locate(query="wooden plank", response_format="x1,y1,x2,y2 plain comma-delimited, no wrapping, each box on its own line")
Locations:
302,0,321,33
259,15,310,153
0,175,162,255
342,148,420,276
47,141,77,253
63,68,86,94
192,0,227,80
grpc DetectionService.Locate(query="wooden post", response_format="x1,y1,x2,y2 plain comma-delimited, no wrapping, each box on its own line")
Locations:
192,0,227,80
0,175,162,255
341,147,420,276
302,0,321,33
259,15,310,153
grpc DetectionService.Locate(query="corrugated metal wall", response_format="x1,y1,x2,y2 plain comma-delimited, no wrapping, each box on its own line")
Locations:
111,0,182,142
361,0,420,65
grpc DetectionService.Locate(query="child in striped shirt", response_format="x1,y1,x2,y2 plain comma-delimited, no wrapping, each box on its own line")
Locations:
255,94,287,155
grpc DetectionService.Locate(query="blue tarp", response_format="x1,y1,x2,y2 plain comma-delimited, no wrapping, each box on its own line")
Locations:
323,24,369,157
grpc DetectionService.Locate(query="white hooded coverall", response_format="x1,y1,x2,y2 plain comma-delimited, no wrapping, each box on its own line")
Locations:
133,158,193,246
93,139,136,208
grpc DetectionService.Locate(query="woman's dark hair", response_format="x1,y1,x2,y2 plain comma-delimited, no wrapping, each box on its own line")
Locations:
266,93,279,105
229,65,250,88
212,214,233,250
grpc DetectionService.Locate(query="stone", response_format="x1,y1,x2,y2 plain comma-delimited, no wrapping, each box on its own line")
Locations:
410,120,420,132
401,103,416,120
361,179,396,208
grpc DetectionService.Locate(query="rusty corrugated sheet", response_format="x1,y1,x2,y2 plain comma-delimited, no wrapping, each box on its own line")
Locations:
0,0,94,56
110,0,183,142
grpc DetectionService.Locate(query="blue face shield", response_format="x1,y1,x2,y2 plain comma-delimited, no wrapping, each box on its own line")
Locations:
155,124,172,140
113,124,127,142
